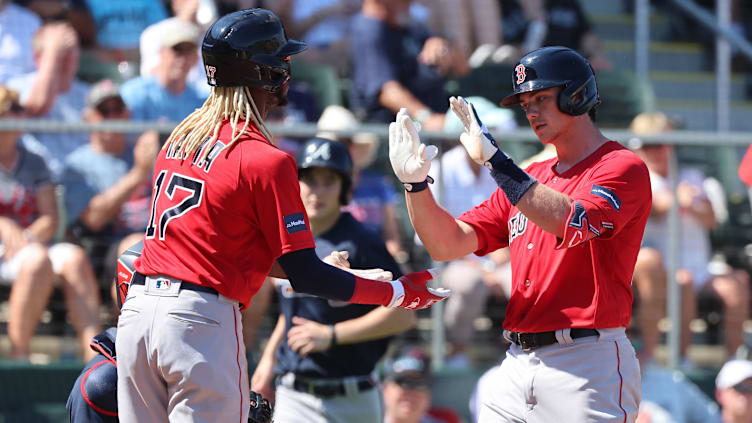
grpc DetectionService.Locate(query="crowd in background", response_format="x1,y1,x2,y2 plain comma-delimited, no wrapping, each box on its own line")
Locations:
2,0,752,421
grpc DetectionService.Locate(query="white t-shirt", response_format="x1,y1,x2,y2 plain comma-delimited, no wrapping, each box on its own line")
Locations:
642,168,714,287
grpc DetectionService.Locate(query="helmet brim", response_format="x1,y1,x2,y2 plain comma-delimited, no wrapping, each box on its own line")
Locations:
500,79,566,107
279,39,308,57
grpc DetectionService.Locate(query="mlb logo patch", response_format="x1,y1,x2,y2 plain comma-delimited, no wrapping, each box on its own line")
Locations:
154,278,171,290
284,213,308,234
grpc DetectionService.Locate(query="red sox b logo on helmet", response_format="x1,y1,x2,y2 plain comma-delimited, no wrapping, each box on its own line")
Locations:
205,65,217,85
515,64,527,85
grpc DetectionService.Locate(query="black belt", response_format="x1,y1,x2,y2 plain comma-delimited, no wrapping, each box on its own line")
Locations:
283,376,376,398
508,328,599,352
131,273,218,295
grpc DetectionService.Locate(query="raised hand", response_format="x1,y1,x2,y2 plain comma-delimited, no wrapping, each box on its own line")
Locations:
389,108,438,184
449,96,500,165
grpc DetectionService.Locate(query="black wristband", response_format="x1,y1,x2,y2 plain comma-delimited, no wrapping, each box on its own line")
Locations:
403,175,434,193
486,150,537,205
329,324,338,348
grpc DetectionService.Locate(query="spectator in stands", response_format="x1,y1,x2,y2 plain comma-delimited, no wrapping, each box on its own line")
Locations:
715,359,752,423
61,80,159,304
317,105,410,265
630,327,722,423
79,0,168,63
382,347,462,423
120,18,206,123
0,1,41,83
0,85,100,361
7,22,89,180
20,0,96,48
268,0,360,76
350,0,469,131
140,0,213,98
492,0,612,71
630,112,750,363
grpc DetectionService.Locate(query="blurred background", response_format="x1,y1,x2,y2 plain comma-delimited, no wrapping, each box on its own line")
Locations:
1,0,752,422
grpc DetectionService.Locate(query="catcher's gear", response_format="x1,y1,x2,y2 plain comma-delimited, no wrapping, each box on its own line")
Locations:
386,269,450,309
500,46,600,116
248,391,273,423
115,241,144,309
388,108,438,186
202,8,308,92
296,137,353,205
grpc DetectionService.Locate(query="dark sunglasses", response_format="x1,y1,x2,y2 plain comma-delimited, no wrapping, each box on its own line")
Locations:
733,382,752,394
393,377,430,391
96,99,126,117
171,42,197,56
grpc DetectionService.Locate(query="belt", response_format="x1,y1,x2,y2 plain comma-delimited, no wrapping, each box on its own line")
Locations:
281,375,376,398
131,273,218,295
508,328,599,352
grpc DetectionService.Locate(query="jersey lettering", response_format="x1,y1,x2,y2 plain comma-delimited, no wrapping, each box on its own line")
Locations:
508,211,528,243
192,141,226,173
145,172,205,240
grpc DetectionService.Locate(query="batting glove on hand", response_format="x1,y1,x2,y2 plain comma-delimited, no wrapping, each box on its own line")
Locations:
386,269,451,310
449,96,500,166
248,391,273,423
389,108,439,184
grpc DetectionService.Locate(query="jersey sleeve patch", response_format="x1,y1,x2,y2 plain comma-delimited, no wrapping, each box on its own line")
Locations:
591,185,621,211
557,201,601,249
284,213,308,234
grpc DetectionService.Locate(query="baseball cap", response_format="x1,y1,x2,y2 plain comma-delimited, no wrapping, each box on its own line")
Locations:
86,79,122,109
384,347,432,389
716,359,752,389
159,19,201,49
316,105,380,169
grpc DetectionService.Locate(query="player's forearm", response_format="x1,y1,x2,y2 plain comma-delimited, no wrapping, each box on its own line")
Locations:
334,308,416,345
515,182,572,238
80,170,147,231
405,189,478,261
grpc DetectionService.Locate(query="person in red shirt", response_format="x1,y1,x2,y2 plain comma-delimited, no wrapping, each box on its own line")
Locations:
388,46,650,422
115,9,449,423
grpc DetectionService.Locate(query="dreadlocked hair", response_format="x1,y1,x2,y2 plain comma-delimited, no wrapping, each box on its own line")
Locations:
163,86,273,162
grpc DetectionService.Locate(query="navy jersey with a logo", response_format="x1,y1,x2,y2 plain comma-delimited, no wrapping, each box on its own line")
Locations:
274,212,403,378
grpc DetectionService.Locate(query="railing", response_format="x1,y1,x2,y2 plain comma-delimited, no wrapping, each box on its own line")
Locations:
7,117,752,369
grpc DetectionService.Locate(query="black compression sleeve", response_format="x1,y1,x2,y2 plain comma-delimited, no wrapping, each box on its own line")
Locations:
277,248,357,301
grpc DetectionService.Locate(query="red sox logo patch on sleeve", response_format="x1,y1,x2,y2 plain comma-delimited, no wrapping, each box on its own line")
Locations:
515,64,527,85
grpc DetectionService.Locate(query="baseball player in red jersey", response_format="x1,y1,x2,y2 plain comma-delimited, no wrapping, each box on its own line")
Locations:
115,9,449,423
389,46,651,422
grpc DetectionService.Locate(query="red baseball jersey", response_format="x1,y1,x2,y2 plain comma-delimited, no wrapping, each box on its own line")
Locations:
135,120,316,307
459,141,651,332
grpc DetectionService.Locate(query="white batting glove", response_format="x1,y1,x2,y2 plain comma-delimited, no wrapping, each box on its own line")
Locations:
389,108,439,185
449,96,500,166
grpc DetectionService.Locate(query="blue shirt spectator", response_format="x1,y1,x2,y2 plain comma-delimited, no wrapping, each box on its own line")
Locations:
120,19,205,123
83,0,168,50
344,170,399,236
120,76,205,123
0,3,41,83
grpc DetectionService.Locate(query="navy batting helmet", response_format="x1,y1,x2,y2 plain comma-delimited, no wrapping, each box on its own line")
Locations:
201,9,308,92
296,138,353,205
501,46,600,116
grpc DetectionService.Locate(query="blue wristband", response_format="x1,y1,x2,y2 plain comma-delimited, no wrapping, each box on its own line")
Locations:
403,175,434,193
486,150,537,205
